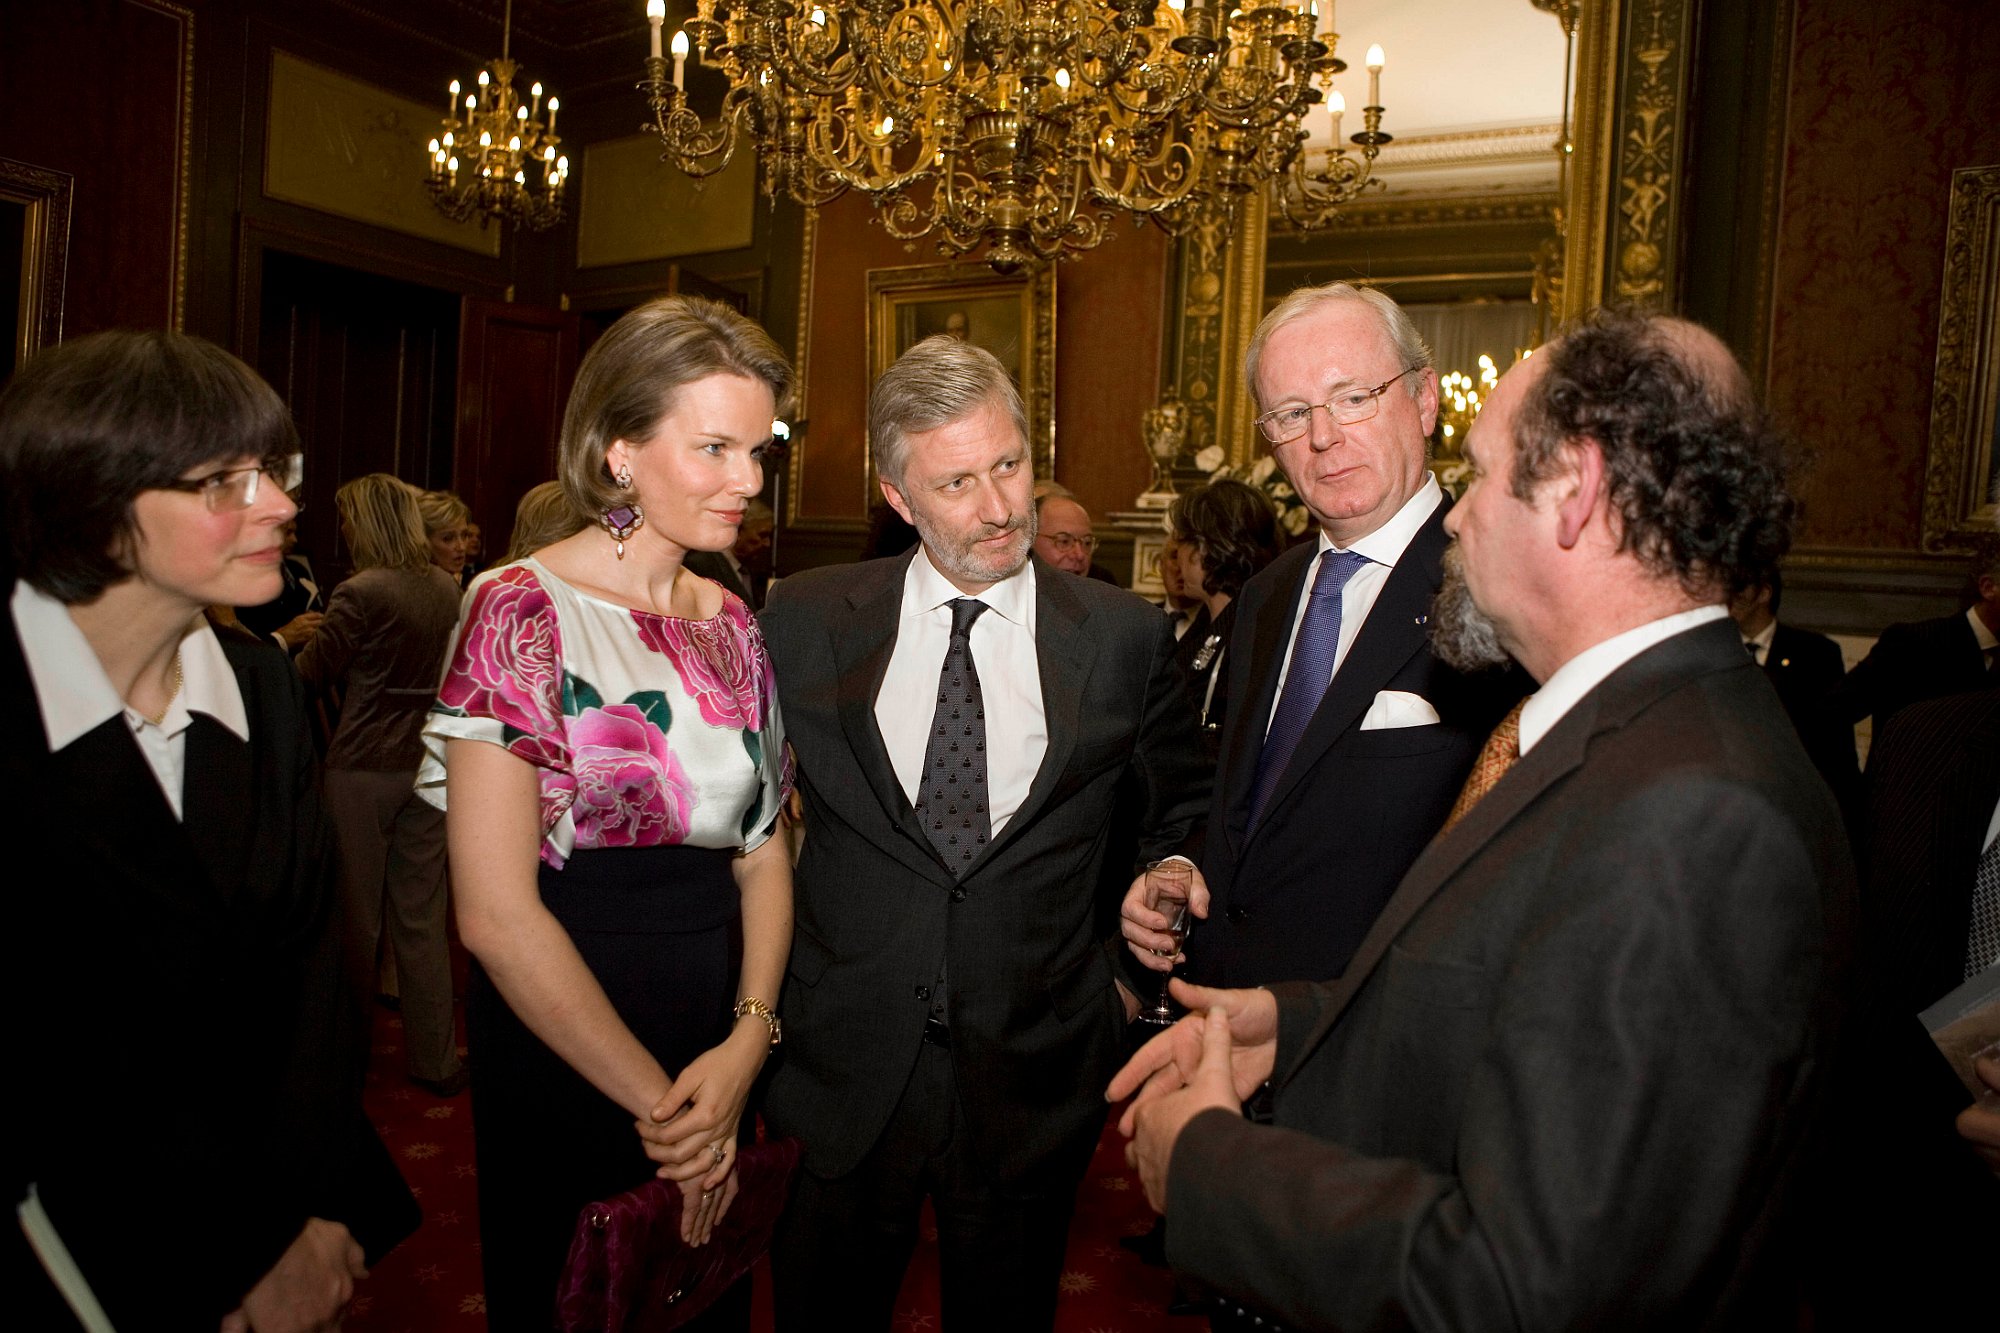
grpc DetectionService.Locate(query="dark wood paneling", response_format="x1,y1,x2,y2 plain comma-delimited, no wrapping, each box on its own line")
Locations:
455,297,578,552
256,250,461,574
0,0,189,335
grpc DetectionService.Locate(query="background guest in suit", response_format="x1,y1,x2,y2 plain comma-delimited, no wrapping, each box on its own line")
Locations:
298,473,467,1097
234,511,324,652
1828,537,1999,735
1731,567,1859,816
418,297,795,1332
502,478,587,563
416,487,473,587
1158,532,1209,646
1804,684,2000,1327
1,330,415,1331
1167,478,1281,751
759,334,1209,1330
1124,282,1521,993
1111,310,1852,1330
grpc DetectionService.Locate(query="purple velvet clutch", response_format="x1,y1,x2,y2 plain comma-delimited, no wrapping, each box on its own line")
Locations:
555,1136,801,1332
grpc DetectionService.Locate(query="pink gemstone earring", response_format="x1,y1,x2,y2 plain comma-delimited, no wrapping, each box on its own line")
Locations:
601,463,644,559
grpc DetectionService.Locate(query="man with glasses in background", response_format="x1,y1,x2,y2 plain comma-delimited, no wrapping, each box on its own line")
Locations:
1032,483,1119,584
1121,282,1521,1009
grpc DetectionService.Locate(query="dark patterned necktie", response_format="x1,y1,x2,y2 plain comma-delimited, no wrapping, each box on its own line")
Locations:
1967,832,2000,980
1249,548,1371,830
916,598,990,873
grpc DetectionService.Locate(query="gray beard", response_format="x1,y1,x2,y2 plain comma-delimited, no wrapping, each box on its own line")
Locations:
912,501,1036,588
1431,543,1514,672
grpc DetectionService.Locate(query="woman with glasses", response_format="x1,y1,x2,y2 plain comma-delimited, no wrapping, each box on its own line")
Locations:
298,473,468,1099
418,296,794,1331
1169,479,1283,752
0,331,415,1331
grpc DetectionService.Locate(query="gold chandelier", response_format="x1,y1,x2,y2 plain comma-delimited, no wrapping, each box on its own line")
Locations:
639,0,1391,270
425,0,570,232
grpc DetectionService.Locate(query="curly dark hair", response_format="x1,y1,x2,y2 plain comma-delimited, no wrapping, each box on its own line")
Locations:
1171,478,1282,601
1511,309,1795,600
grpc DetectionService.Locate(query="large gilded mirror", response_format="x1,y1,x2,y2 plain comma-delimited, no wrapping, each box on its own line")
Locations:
1171,0,1646,476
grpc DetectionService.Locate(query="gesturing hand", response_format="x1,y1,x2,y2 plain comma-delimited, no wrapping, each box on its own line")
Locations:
220,1218,366,1333
1107,979,1279,1138
1124,1005,1249,1214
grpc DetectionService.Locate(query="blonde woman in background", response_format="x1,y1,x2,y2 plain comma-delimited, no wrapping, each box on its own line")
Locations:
503,479,587,563
299,473,467,1096
416,488,472,585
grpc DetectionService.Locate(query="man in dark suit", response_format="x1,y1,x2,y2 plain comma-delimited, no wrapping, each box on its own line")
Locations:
1804,685,2000,1327
1828,540,1999,735
760,335,1209,1329
1122,282,1519,991
1731,568,1858,815
1110,311,1854,1329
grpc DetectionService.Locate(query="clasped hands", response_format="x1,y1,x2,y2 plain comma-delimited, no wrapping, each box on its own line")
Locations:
634,1022,770,1245
1106,980,1280,1213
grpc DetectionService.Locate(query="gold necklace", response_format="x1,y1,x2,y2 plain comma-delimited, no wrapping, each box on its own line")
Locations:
135,651,184,727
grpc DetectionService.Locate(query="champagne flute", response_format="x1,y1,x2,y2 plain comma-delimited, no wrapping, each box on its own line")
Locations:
1140,859,1193,1026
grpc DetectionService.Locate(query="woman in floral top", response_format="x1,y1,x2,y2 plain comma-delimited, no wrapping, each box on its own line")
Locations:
417,296,793,1332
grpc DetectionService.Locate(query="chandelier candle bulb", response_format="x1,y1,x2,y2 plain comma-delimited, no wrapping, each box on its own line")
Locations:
1329,89,1344,143
531,81,542,118
1366,43,1384,106
547,96,558,133
1317,0,1335,38
670,30,688,90
647,0,665,61
447,79,459,117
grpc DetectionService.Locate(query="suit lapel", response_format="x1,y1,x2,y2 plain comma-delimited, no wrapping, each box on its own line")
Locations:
1249,506,1450,841
1221,546,1313,851
972,561,1093,872
1275,617,1745,1086
830,555,957,887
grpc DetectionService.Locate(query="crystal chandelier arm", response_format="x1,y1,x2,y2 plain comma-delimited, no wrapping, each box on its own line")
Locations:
640,55,751,180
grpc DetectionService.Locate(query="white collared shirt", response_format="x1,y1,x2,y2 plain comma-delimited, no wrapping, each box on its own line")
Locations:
1518,604,1730,755
11,580,249,820
1742,617,1776,666
875,547,1047,836
1266,474,1444,736
1969,605,1999,665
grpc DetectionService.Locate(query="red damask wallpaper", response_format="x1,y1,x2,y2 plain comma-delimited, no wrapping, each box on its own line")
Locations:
1766,0,2000,551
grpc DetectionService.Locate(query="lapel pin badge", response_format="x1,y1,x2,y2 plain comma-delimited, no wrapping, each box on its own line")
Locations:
1414,614,1428,626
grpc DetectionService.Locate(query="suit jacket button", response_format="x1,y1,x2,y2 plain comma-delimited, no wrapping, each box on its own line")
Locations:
1226,906,1250,924
914,986,930,1002
950,887,967,903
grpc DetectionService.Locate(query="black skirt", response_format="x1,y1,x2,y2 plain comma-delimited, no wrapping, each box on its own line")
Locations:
467,843,750,1332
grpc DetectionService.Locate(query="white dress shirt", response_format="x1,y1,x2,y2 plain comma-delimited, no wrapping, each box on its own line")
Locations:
1266,474,1444,735
12,580,249,820
1519,604,1730,755
1742,617,1776,666
1969,605,1999,668
875,547,1047,836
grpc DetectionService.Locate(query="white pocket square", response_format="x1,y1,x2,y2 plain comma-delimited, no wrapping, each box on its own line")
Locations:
1358,690,1442,730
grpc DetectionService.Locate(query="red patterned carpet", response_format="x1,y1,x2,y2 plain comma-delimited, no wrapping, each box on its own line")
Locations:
349,998,1208,1332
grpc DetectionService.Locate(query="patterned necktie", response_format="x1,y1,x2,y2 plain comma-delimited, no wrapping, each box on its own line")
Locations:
1248,548,1372,830
916,598,991,874
1439,698,1528,836
1967,832,2000,979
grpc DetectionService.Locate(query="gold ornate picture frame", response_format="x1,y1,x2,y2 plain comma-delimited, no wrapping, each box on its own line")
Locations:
0,157,72,375
1924,164,2000,552
865,261,1056,484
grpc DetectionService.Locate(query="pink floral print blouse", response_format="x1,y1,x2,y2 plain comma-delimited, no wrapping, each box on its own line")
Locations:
416,559,791,868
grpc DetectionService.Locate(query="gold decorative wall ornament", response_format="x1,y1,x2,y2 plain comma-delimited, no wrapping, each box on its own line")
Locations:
423,0,569,232
639,0,1390,271
1923,164,2000,553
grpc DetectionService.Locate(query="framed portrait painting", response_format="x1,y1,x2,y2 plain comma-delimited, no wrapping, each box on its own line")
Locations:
866,260,1056,483
1924,163,2000,552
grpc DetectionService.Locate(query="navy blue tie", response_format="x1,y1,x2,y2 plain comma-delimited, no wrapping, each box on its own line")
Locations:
1248,549,1371,830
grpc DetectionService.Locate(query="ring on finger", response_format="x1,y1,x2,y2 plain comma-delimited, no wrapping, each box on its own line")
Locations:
709,1143,726,1166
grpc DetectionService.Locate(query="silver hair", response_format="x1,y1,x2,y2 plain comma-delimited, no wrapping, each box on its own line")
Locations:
1243,282,1434,413
870,334,1028,487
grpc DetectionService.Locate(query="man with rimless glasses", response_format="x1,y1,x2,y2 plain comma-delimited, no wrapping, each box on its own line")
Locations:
1121,282,1522,1004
